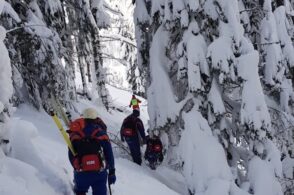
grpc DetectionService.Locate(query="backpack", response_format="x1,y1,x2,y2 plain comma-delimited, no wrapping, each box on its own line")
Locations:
121,116,137,137
144,136,164,167
147,136,163,153
69,119,105,172
152,143,162,152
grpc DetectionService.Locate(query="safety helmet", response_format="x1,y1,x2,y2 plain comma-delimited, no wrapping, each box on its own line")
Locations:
82,108,98,119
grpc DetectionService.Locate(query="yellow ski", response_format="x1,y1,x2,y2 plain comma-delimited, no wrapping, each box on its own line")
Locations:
50,111,76,156
50,94,71,127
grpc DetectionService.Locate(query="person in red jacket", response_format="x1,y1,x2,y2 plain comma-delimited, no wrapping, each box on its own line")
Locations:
129,94,141,110
144,132,164,170
67,108,116,195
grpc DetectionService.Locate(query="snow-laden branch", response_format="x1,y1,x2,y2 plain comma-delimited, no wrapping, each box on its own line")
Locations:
103,4,124,17
100,34,137,48
239,6,259,14
101,52,128,66
6,24,47,33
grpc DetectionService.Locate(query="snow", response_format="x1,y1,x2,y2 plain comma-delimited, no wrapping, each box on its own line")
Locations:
148,26,181,128
0,26,13,108
248,157,283,195
282,155,294,179
151,0,165,18
260,11,284,85
0,85,181,195
1,0,290,194
45,0,62,15
0,102,3,113
101,0,136,90
237,51,271,130
208,78,226,116
264,140,282,177
280,78,293,113
0,0,6,15
0,0,20,22
112,159,179,195
179,107,234,194
172,0,185,21
184,0,200,12
92,0,111,28
183,20,209,92
274,6,294,67
207,36,234,81
26,10,55,38
0,157,59,195
0,25,5,40
134,0,149,24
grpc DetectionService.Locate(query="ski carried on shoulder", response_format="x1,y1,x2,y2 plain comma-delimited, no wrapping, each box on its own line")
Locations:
49,109,76,155
49,94,76,155
50,94,131,157
50,95,71,127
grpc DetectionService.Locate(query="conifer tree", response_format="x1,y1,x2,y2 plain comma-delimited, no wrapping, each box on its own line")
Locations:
134,0,288,194
0,0,21,157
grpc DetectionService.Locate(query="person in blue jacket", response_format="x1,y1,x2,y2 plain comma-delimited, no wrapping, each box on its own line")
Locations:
120,109,146,165
68,108,116,195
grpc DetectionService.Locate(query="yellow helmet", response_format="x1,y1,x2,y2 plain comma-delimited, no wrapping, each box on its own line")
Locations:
82,108,98,119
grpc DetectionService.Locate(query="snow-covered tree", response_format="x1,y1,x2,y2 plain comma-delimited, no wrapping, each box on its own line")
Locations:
0,0,21,162
0,0,113,111
134,0,151,96
0,1,72,110
99,0,144,95
134,0,287,194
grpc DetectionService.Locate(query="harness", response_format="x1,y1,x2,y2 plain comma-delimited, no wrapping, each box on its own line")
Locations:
69,119,106,172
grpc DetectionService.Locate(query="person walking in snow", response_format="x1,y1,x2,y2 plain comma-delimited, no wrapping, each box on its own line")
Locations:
144,132,164,170
120,109,146,165
67,108,116,195
129,94,141,111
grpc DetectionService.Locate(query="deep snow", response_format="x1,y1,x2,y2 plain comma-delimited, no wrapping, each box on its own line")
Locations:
1,85,183,195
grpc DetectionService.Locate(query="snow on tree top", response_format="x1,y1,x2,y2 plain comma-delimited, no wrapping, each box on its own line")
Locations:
134,0,150,24
0,25,6,41
184,0,200,12
0,0,20,22
237,51,271,130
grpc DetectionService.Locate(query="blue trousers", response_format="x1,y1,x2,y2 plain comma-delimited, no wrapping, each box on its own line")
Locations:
126,138,142,165
74,170,107,195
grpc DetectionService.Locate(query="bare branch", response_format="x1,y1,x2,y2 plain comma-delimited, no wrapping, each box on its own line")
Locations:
103,4,124,17
100,34,136,48
101,52,128,66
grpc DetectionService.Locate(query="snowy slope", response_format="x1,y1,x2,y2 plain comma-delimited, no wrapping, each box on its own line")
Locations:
1,85,182,195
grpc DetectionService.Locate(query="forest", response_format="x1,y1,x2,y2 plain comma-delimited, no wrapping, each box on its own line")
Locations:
0,0,294,195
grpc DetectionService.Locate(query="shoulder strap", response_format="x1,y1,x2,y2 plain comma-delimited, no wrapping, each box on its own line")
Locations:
70,118,85,132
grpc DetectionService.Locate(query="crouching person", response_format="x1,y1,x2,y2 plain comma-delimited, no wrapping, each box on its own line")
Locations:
68,108,116,195
144,132,163,170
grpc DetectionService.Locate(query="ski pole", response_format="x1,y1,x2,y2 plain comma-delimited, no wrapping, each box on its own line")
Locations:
108,183,112,195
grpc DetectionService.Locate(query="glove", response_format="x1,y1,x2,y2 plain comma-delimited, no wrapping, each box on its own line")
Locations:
108,169,116,185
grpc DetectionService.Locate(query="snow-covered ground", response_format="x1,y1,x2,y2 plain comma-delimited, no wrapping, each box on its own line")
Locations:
0,85,184,195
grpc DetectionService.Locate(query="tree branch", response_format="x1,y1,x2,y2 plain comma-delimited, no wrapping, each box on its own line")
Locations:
101,52,128,66
103,4,124,17
100,34,136,48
